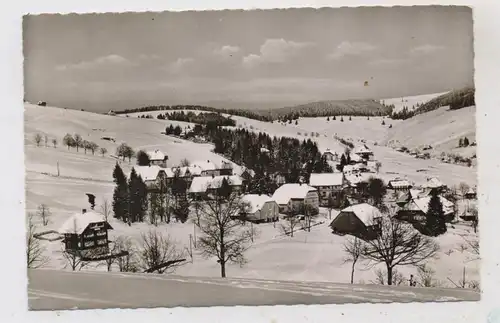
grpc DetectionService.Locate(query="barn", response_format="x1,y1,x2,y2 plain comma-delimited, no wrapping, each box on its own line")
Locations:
329,203,383,240
240,194,280,223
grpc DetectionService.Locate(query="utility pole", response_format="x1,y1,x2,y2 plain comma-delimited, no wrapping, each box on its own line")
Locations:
57,161,60,176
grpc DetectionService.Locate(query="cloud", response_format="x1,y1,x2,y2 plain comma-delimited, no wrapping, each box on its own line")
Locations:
213,45,241,57
166,57,195,74
55,54,132,71
242,38,313,67
369,58,408,67
328,41,376,60
410,44,445,56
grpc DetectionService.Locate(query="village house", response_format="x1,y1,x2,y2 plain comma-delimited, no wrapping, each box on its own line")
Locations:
191,160,233,177
188,175,243,200
323,149,339,162
395,194,455,224
329,203,383,240
58,209,113,257
387,178,413,191
308,173,345,206
271,183,319,214
240,194,280,223
423,177,447,193
133,166,167,193
465,187,477,200
353,144,374,161
164,165,203,186
146,149,169,168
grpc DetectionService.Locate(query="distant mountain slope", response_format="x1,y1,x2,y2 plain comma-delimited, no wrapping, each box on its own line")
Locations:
381,92,448,113
270,99,391,119
413,87,475,115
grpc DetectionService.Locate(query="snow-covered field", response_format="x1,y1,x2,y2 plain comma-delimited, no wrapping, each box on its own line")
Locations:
25,102,479,288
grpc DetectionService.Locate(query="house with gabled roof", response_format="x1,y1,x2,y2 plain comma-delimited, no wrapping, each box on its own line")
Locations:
353,144,374,160
133,165,167,192
329,203,383,240
240,194,280,223
309,173,345,206
59,209,113,257
188,175,243,199
387,178,413,191
146,150,168,168
272,183,319,214
396,194,455,224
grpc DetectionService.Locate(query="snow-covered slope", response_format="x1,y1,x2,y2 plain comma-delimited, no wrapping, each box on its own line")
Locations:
383,105,476,158
381,92,448,113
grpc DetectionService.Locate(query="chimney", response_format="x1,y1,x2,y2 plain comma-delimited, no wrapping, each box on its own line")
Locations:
82,209,87,214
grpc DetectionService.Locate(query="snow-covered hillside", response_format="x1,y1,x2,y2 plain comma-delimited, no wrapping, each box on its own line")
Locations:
381,92,448,113
25,103,479,288
383,105,476,158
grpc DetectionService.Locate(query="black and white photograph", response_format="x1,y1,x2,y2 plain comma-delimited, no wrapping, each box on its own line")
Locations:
23,6,479,310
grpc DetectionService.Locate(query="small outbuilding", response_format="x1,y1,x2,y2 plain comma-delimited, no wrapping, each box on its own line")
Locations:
387,178,412,191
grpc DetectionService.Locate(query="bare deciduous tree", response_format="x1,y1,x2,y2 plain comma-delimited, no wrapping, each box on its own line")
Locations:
63,133,75,150
115,235,138,273
343,236,363,284
99,147,108,157
361,211,440,285
37,204,51,226
44,135,49,147
51,138,57,148
99,199,112,222
61,248,90,271
280,214,301,238
34,133,42,147
73,134,83,152
180,158,190,167
196,192,255,278
417,264,439,287
26,213,49,269
138,229,186,274
458,182,470,199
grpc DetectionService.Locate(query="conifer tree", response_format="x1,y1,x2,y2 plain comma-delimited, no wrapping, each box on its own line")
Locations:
333,115,337,120
128,168,147,223
112,163,129,222
458,138,464,147
425,190,447,236
463,137,470,147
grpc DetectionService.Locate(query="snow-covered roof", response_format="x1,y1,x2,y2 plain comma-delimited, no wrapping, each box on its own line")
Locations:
191,160,218,171
241,194,276,213
354,144,373,155
338,203,383,226
309,173,344,187
165,166,202,178
466,187,477,195
189,175,243,193
388,179,412,188
424,177,446,189
350,153,364,162
345,173,372,186
133,165,164,181
147,149,166,161
58,210,110,235
407,196,454,215
410,188,430,199
271,183,317,205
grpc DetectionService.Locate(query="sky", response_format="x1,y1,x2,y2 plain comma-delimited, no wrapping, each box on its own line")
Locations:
23,6,474,112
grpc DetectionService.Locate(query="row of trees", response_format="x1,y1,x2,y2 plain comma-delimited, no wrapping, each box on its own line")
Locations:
33,133,58,148
61,133,107,156
458,137,472,148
